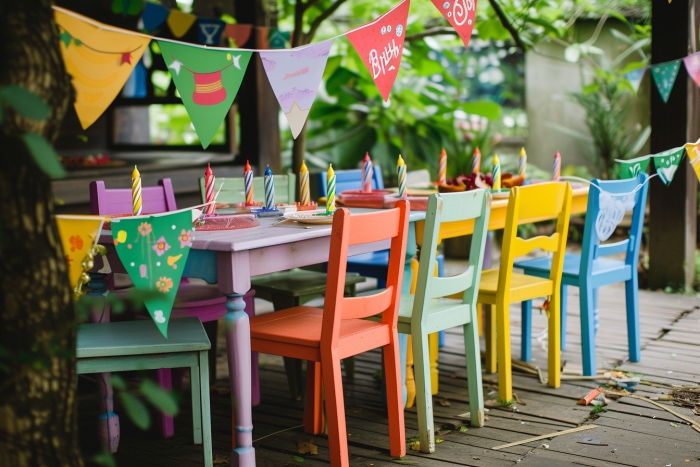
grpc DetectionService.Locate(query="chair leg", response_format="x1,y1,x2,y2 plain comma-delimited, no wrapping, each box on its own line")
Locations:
304,361,324,435
579,284,596,376
199,350,213,467
520,301,532,362
560,284,568,351
484,305,497,374
547,290,561,389
405,335,416,408
242,292,260,407
383,334,407,458
429,332,439,395
625,277,641,362
412,331,435,453
321,354,349,467
96,372,120,453
154,369,175,438
592,287,600,336
495,301,513,403
190,364,203,445
342,358,355,382
463,319,484,428
283,358,304,401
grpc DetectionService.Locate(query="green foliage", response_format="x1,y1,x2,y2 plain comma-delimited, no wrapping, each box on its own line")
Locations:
140,378,179,416
21,132,66,179
591,404,608,414
0,85,51,120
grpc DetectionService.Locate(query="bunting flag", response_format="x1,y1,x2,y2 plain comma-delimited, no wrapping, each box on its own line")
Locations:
142,2,170,32
159,40,252,148
431,0,477,49
268,29,291,49
224,23,253,47
625,66,646,94
198,18,225,45
112,210,195,338
691,152,700,183
167,8,197,38
55,215,105,289
112,0,143,16
651,60,681,103
653,146,684,185
346,0,410,101
259,40,332,138
684,139,700,183
55,9,151,129
616,155,651,179
683,52,700,87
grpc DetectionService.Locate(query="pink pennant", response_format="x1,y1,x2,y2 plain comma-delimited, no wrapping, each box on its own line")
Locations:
431,0,477,49
683,52,700,87
346,0,410,101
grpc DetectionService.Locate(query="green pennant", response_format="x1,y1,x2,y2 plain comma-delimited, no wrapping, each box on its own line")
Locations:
112,210,195,338
158,41,252,149
651,61,681,103
616,155,651,179
653,147,685,186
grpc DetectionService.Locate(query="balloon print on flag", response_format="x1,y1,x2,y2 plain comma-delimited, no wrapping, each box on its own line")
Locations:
259,40,332,138
650,60,681,103
346,0,410,101
596,190,637,242
431,0,477,49
158,40,252,149
652,146,684,186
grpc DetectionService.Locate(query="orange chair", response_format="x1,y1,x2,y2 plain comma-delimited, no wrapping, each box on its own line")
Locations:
249,202,410,466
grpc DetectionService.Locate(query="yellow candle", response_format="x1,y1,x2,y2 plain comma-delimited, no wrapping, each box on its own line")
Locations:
131,165,142,216
326,163,336,213
300,160,310,206
519,147,527,178
397,154,406,198
492,154,501,191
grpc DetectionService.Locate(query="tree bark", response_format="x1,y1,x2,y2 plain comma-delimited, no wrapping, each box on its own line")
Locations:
0,1,81,466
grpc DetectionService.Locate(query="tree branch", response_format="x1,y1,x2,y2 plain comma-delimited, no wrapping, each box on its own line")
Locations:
487,0,527,51
306,0,349,43
405,27,459,43
303,0,322,13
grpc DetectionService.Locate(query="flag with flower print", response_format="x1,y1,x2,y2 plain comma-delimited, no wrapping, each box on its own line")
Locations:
111,210,195,337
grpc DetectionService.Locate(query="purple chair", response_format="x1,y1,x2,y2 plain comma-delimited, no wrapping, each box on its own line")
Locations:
89,179,257,451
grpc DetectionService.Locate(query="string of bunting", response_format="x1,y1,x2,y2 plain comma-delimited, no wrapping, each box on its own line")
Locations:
625,52,700,103
615,138,700,185
53,0,477,148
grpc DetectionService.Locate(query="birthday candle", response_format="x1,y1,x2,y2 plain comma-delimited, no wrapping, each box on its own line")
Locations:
552,151,561,181
438,148,447,184
362,152,373,193
492,154,501,191
519,147,527,178
244,160,254,205
326,164,336,214
204,163,216,215
264,165,275,210
132,165,142,216
471,147,481,174
299,160,310,206
397,154,407,198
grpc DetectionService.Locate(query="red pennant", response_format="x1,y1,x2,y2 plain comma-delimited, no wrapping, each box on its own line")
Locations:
346,0,410,101
120,52,132,65
431,0,477,49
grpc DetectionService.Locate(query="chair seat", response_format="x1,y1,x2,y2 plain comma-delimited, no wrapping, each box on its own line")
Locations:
76,317,210,359
478,269,554,304
252,269,365,298
514,254,630,281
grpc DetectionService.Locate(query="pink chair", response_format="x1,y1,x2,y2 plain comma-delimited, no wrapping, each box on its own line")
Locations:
89,179,257,451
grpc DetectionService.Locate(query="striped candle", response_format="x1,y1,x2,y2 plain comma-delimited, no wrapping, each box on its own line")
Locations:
362,152,373,193
397,154,407,198
204,163,216,215
326,164,336,214
244,160,254,205
299,160,310,206
492,154,501,191
552,151,561,181
264,165,274,210
438,148,447,184
131,165,142,216
518,147,527,178
471,147,481,174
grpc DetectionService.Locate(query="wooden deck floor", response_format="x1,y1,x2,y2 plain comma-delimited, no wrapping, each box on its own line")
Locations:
78,280,700,466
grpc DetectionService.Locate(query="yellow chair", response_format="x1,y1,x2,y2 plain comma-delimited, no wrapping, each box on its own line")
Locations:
478,182,572,403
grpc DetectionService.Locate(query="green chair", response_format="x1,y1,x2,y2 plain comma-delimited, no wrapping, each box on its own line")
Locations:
401,190,490,453
76,317,213,467
200,174,365,399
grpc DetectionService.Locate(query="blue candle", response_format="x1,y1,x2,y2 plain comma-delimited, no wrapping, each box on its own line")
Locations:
264,165,275,210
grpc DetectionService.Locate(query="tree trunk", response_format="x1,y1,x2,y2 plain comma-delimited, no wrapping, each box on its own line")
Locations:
0,2,81,466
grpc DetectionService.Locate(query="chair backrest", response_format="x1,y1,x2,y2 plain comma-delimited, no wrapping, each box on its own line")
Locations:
322,201,410,347
406,169,432,188
579,173,649,274
318,166,385,196
199,174,296,205
90,179,177,215
499,182,573,292
412,190,491,322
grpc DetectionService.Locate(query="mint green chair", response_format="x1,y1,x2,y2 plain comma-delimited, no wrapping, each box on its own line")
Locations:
402,190,490,453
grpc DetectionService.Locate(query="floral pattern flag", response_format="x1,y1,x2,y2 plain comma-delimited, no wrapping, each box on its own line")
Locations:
652,147,685,186
259,41,332,138
431,0,477,49
112,210,195,337
55,215,105,289
651,60,681,103
346,0,410,101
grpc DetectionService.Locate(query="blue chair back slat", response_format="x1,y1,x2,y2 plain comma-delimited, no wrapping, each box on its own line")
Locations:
319,166,385,196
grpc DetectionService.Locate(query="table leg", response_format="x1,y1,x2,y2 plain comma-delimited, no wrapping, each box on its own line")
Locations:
224,293,255,467
401,225,417,408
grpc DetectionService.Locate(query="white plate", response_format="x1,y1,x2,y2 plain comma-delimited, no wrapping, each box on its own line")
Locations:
284,211,334,225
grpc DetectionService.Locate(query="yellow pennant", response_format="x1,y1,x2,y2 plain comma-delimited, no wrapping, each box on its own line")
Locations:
54,8,150,129
55,215,105,289
684,139,700,183
167,9,197,38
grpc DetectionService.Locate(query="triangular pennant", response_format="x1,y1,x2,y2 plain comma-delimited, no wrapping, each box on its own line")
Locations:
430,0,477,49
142,2,170,32
684,139,700,183
112,0,143,16
268,29,291,49
259,40,332,139
650,60,681,103
652,146,684,185
625,66,646,94
224,24,253,47
167,9,197,38
595,190,637,242
683,52,700,87
615,155,650,179
54,9,151,129
112,210,195,338
198,18,225,45
55,215,105,289
345,0,410,101
158,40,252,149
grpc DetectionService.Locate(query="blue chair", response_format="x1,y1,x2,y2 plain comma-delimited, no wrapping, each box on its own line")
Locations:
515,174,649,376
